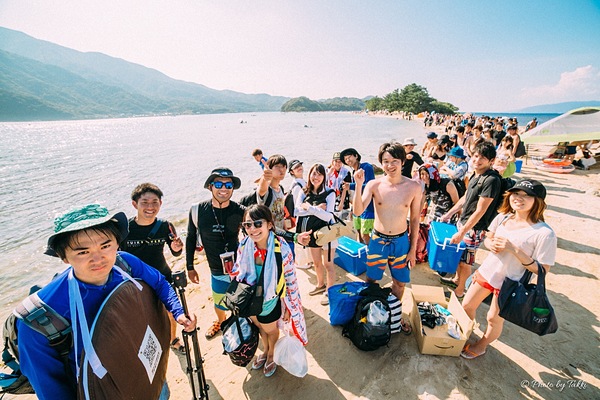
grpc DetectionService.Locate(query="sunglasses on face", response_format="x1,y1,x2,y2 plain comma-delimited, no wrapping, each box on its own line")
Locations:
241,220,265,230
212,181,234,189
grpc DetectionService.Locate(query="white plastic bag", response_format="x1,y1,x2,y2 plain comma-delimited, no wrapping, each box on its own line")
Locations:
366,300,389,325
273,326,308,378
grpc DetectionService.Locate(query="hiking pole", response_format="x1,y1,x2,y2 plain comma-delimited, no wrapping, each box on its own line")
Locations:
172,271,209,400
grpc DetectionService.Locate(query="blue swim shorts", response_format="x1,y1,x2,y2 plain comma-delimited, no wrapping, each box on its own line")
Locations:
366,230,410,283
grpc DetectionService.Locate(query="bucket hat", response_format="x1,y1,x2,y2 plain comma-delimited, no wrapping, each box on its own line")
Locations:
204,167,241,190
45,204,128,257
403,138,417,146
447,147,467,159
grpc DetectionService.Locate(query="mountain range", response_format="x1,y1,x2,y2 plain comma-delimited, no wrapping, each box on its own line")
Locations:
0,27,290,121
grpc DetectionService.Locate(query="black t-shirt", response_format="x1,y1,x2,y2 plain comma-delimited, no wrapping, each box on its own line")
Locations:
493,129,506,144
460,169,502,231
121,218,181,281
186,201,245,275
401,151,424,178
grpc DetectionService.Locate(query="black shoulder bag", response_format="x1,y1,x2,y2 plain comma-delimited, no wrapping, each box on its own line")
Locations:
498,261,558,336
222,251,283,317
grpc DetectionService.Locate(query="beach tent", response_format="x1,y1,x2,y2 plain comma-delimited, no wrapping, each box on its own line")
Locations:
520,107,600,144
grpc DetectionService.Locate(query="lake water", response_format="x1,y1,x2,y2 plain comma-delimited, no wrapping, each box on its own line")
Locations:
0,111,431,315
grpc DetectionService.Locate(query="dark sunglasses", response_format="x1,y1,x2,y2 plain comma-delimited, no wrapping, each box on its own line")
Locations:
241,220,265,230
212,181,234,189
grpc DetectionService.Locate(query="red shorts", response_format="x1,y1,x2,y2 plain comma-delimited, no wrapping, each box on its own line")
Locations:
474,270,500,296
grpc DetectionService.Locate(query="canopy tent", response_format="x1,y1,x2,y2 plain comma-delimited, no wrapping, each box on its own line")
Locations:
520,107,600,144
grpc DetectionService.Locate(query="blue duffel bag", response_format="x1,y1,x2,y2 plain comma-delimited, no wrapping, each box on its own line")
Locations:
328,281,369,326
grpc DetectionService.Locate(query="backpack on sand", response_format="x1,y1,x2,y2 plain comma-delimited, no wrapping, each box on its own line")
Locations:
0,255,131,395
342,284,392,351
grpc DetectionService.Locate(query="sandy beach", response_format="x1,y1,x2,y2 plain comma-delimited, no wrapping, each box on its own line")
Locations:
159,159,600,399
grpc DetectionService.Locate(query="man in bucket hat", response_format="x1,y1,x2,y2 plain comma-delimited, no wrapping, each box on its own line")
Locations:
17,204,196,399
186,167,244,339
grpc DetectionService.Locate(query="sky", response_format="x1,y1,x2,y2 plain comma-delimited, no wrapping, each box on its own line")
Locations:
1,0,599,112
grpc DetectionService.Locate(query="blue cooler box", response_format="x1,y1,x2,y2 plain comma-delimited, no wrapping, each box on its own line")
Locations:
428,221,466,274
334,236,368,276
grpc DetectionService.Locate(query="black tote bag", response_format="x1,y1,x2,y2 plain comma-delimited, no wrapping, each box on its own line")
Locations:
498,262,558,336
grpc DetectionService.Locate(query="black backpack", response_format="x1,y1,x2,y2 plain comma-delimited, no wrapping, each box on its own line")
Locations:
239,185,284,208
0,255,131,395
284,181,304,219
342,284,392,351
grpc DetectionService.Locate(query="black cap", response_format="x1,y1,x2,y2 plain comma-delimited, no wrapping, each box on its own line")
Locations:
288,159,303,173
427,132,438,139
507,179,547,200
204,168,241,189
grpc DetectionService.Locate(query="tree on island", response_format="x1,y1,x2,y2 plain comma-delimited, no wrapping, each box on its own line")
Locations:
365,83,458,114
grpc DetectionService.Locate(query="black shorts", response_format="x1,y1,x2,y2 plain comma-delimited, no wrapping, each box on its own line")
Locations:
257,301,282,324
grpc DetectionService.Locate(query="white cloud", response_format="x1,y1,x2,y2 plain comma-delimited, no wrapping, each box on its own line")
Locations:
520,65,600,104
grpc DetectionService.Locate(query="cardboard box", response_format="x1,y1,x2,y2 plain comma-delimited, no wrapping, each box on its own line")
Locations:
334,236,367,276
411,285,474,357
428,221,465,274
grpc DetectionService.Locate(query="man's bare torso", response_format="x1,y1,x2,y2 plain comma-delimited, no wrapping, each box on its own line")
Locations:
370,176,420,235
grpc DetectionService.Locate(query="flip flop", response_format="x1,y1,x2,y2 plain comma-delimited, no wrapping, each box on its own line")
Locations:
205,320,221,339
264,361,277,377
252,354,267,370
309,284,326,296
440,276,458,289
170,337,186,355
400,318,412,336
460,344,486,360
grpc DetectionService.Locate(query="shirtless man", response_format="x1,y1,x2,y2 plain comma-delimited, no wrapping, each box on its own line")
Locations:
353,142,422,310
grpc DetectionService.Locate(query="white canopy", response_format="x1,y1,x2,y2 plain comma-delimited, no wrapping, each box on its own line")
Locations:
520,107,600,144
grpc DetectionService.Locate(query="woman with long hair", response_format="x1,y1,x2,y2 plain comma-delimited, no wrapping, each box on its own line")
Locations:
493,135,516,177
230,205,307,377
460,179,556,359
295,163,336,305
418,164,461,222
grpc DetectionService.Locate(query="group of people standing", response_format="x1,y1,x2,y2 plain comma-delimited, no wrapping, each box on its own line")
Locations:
14,124,557,398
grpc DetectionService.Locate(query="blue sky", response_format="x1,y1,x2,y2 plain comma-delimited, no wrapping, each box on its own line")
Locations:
1,0,599,112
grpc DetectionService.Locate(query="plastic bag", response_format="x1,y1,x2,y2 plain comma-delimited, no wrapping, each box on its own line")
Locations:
366,300,389,325
222,317,253,353
273,326,308,378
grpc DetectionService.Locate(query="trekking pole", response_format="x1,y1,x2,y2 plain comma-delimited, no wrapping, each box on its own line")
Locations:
172,271,209,400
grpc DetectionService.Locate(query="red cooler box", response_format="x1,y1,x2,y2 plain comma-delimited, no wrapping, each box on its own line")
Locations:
334,236,368,276
428,221,466,274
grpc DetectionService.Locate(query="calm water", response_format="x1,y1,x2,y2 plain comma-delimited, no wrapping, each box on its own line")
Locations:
0,112,430,315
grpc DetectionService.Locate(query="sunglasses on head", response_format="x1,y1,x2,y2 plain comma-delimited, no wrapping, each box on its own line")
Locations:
212,181,234,189
241,220,265,230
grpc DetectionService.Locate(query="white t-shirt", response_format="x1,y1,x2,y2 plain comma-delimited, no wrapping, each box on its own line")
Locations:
477,213,557,289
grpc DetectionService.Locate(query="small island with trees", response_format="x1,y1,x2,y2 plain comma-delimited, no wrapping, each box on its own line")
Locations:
281,83,458,115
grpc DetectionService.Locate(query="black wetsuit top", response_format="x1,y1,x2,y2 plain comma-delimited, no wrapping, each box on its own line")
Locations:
186,200,245,276
121,218,181,282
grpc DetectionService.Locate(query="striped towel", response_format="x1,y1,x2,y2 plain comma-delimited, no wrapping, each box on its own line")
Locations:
388,294,402,334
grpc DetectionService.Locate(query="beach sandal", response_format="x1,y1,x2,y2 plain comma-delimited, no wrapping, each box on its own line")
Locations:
252,354,267,370
400,318,412,336
204,320,221,339
264,361,277,377
440,276,458,289
170,337,186,355
309,284,326,296
460,344,486,360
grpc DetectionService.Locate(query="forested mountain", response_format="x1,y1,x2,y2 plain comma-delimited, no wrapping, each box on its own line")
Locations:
0,27,289,121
